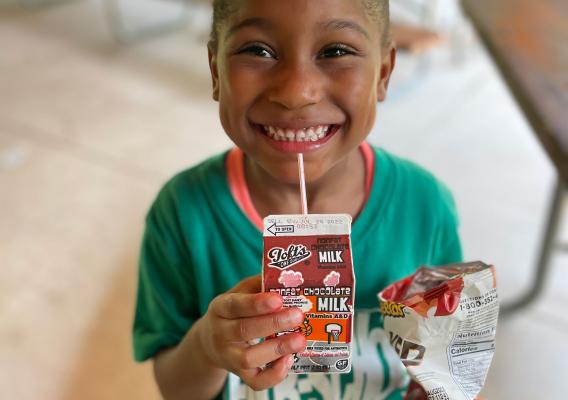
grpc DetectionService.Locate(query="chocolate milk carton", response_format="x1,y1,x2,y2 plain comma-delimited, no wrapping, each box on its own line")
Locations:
262,214,355,373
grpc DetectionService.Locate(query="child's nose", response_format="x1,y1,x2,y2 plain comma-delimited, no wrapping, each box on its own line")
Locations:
267,62,324,110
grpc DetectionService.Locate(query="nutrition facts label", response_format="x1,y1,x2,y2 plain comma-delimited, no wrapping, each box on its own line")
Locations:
448,337,495,396
448,288,499,397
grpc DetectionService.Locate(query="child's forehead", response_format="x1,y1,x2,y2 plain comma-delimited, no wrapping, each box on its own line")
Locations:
223,0,379,36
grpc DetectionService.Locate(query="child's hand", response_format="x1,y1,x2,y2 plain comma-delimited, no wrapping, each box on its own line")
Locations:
405,381,485,400
197,275,306,391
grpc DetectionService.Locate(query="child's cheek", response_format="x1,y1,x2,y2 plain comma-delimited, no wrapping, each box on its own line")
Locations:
330,62,378,100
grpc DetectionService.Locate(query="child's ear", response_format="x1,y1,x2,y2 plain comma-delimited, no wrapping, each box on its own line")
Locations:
208,44,220,102
376,41,397,102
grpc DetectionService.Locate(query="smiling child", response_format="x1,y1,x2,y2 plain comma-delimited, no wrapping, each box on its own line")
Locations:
133,1,462,399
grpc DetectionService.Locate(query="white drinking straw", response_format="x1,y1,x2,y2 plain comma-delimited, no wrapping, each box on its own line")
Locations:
297,153,308,215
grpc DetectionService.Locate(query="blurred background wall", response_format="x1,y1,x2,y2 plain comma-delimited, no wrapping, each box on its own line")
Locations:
0,0,566,399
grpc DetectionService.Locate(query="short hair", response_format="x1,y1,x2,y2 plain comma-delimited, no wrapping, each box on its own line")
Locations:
209,0,390,49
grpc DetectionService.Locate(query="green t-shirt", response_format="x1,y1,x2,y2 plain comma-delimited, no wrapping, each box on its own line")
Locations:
133,146,463,399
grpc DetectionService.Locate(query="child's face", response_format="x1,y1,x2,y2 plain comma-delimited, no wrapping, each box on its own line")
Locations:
209,0,395,184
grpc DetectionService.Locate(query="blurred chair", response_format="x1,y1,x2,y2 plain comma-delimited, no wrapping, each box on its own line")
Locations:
392,0,471,60
387,0,442,102
105,0,195,44
388,0,475,103
19,0,76,7
392,0,440,26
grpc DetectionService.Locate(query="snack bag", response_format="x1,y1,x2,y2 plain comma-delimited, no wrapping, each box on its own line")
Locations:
378,262,499,400
262,214,355,373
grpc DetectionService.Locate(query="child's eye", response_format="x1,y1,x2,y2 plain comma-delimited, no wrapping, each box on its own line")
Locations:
237,44,275,59
319,44,356,59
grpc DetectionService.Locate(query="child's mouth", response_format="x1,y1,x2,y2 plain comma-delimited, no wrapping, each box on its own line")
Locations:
253,123,341,153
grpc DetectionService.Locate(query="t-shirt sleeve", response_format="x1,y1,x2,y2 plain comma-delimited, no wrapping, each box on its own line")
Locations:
132,185,200,362
430,182,464,266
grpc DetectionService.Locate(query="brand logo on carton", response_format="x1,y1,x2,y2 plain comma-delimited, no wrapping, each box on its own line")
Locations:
268,244,311,270
380,301,406,318
335,359,349,371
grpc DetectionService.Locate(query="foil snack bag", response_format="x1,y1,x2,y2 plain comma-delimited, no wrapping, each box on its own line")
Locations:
378,262,499,400
262,214,355,373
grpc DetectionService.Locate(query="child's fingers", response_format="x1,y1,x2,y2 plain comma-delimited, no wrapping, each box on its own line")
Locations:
236,333,306,370
404,381,427,400
224,308,304,342
211,292,283,319
228,275,262,294
240,354,294,391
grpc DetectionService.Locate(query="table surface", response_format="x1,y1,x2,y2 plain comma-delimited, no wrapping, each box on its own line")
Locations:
461,0,568,184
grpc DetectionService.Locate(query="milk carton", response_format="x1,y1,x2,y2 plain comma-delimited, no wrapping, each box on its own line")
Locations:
262,214,355,373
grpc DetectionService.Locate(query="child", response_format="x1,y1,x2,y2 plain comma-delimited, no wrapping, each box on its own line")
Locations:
133,0,462,399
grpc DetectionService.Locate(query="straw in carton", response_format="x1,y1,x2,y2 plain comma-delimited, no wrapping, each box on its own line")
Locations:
297,153,308,215
261,153,355,374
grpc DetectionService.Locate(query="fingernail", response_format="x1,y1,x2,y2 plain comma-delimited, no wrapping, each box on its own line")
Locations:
286,355,295,369
290,334,307,351
266,295,282,310
289,308,304,324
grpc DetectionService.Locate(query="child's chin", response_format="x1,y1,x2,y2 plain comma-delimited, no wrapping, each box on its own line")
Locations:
258,157,329,187
266,168,302,186
268,166,326,187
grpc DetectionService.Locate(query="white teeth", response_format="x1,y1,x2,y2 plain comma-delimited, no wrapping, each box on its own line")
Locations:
262,125,332,142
